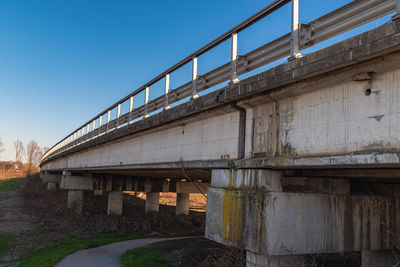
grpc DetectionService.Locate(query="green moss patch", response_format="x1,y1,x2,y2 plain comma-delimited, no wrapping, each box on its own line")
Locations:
0,178,25,192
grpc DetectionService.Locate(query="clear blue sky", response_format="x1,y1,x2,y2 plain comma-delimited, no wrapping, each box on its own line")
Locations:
0,0,393,161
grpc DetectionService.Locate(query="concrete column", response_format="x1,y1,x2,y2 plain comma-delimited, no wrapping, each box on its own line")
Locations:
176,193,190,215
246,251,304,267
47,182,57,191
145,192,159,213
107,191,123,216
67,190,84,214
362,250,396,267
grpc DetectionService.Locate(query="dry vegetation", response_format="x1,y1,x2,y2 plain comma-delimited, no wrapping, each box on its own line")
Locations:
0,175,244,267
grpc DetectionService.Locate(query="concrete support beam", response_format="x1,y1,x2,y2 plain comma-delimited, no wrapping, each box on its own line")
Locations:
210,169,282,191
42,172,61,184
67,190,84,214
107,191,123,216
47,182,57,191
362,250,396,267
60,172,94,190
145,192,159,213
176,193,190,215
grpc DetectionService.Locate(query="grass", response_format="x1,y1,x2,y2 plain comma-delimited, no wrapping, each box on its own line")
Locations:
0,192,12,201
120,239,196,267
120,247,170,267
17,233,141,267
0,233,17,263
0,178,25,192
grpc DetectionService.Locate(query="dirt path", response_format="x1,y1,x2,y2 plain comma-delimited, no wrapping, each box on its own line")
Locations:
55,237,191,267
0,187,37,262
0,190,35,235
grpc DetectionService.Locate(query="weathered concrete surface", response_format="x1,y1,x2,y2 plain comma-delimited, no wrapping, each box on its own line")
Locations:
207,190,400,256
145,192,159,213
235,151,400,169
43,112,239,170
210,169,282,191
176,193,189,215
67,190,84,214
206,169,400,256
60,174,94,191
107,192,123,216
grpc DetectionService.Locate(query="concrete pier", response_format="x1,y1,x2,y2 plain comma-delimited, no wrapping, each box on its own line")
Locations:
47,182,57,191
206,169,400,265
176,193,190,215
67,190,84,214
145,192,159,213
107,191,123,216
42,172,61,190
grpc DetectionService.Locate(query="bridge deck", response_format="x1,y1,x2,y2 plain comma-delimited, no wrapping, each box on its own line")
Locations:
42,19,400,178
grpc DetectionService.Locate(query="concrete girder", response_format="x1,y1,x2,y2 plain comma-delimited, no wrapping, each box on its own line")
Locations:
60,172,94,191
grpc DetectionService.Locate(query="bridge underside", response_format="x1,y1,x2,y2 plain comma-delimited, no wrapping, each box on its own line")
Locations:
41,20,400,266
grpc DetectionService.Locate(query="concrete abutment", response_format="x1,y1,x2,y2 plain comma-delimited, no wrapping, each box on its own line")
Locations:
206,169,400,266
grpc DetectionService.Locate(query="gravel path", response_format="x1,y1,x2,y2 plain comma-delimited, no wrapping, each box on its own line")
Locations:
55,237,191,267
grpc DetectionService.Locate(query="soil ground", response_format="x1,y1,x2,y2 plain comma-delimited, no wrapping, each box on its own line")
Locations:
0,175,240,266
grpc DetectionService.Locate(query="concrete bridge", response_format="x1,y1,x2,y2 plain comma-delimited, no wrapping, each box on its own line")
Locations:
40,0,400,266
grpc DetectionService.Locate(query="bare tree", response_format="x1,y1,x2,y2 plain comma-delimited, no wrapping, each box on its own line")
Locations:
26,140,42,175
0,137,4,157
42,146,49,155
14,140,25,163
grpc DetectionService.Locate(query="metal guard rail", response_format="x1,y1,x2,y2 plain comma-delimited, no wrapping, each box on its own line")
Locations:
42,0,398,163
